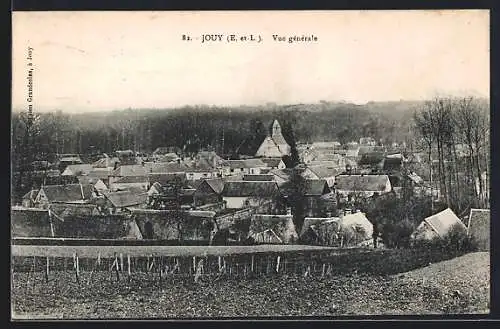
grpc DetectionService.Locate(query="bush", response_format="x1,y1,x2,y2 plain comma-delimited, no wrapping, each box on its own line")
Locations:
412,223,479,256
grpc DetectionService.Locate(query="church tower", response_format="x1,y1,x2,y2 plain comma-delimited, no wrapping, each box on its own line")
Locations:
255,119,291,157
272,120,282,138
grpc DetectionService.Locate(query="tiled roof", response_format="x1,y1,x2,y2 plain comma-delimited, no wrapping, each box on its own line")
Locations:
424,208,466,237
222,181,279,197
335,175,390,192
102,190,148,208
40,184,93,202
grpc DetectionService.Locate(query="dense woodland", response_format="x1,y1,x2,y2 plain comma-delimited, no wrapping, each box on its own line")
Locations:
11,101,420,165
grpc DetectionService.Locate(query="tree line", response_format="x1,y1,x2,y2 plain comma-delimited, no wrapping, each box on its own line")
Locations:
413,96,490,213
12,101,420,165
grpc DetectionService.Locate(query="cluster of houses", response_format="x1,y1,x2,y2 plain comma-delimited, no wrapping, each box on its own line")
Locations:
12,119,488,248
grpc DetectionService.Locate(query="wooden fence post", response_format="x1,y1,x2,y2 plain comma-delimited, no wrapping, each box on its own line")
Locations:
276,256,281,273
321,263,326,278
74,253,80,284
158,257,162,284
45,257,50,283
114,254,120,282
120,253,124,272
127,254,131,278
251,255,254,273
147,256,150,273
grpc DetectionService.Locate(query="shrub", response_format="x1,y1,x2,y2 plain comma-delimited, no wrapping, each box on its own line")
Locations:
411,223,479,256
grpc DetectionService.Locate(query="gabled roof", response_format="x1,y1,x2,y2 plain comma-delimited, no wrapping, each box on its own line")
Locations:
424,208,467,237
260,158,283,168
335,174,391,192
111,165,149,177
227,160,246,169
88,168,112,180
102,190,148,208
77,176,104,186
359,152,385,166
243,174,275,181
39,184,93,202
22,189,39,201
304,179,330,196
222,181,279,197
228,158,267,168
185,161,218,172
114,175,149,184
467,209,490,250
61,164,93,176
383,157,403,171
203,178,225,194
92,157,120,168
150,162,189,173
148,173,187,187
307,165,341,179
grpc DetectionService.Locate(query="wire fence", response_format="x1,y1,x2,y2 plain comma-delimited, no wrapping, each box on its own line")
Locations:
11,252,343,285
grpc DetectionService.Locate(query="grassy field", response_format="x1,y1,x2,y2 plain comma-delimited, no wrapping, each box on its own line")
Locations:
11,251,490,319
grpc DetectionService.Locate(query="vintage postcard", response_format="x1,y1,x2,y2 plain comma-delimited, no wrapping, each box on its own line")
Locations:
11,10,490,319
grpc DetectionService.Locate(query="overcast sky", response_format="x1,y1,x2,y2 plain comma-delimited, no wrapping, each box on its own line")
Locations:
12,10,489,113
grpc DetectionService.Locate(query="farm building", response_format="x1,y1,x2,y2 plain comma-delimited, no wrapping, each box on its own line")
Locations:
255,120,291,157
108,164,150,185
193,178,224,206
61,164,93,177
148,172,187,187
77,176,108,193
184,162,220,180
21,189,39,208
358,152,385,172
227,159,268,175
155,152,180,163
34,184,95,208
301,212,373,247
411,208,467,241
110,175,149,191
260,157,286,170
335,174,392,199
92,156,120,169
383,155,404,173
149,162,189,174
243,174,275,181
129,209,217,242
101,189,148,214
11,206,53,237
48,203,101,222
467,209,490,251
305,165,341,187
221,181,281,210
248,214,298,244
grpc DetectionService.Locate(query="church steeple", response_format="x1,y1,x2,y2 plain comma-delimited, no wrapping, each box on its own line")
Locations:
271,120,281,137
